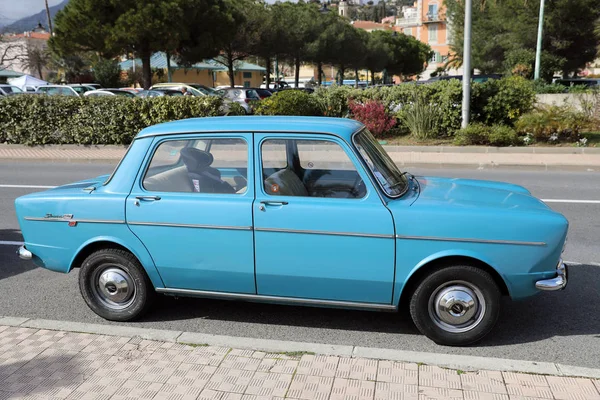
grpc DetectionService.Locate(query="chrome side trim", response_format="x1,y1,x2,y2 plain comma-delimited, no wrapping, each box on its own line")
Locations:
24,217,125,224
17,245,32,260
536,259,568,291
255,227,394,239
395,235,546,246
155,288,397,311
128,221,253,231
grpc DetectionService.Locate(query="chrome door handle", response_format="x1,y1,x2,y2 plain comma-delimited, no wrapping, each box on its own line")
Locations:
260,201,288,206
136,196,161,201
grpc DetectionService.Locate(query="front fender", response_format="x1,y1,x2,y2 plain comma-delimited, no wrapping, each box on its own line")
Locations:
393,246,509,305
69,234,165,289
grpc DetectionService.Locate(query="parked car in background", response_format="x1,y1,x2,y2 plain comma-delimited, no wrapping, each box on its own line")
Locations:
150,83,206,97
67,84,97,95
0,84,24,96
121,87,143,94
83,89,137,98
137,89,184,98
553,78,600,89
426,74,503,83
36,85,80,96
250,88,272,100
15,116,569,346
219,88,261,114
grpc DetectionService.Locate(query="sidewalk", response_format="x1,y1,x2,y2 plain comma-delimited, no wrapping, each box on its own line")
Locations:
1,144,600,168
1,318,599,400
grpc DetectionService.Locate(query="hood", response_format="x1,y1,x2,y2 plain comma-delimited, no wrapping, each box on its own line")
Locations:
413,176,549,211
20,174,111,199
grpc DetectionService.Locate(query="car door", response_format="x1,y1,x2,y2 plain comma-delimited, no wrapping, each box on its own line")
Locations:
126,134,256,294
253,134,396,304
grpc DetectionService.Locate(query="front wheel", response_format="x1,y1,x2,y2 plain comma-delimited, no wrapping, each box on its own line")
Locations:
79,249,154,321
409,265,501,346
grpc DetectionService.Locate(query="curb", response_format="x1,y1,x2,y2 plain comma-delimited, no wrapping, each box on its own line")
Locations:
1,316,599,379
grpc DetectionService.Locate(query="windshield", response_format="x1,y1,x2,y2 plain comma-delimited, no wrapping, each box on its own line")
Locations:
2,86,22,94
353,129,408,197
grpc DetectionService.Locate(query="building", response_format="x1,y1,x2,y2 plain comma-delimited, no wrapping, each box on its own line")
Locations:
0,24,51,80
120,53,266,88
395,0,460,79
351,20,394,32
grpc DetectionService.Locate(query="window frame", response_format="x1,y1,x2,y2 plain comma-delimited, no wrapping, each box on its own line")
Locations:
258,136,368,200
428,24,438,43
139,134,250,196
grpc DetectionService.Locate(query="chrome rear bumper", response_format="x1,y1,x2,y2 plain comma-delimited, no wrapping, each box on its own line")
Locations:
535,259,568,291
17,245,32,260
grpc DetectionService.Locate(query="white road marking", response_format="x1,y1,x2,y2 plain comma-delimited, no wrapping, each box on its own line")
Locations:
0,184,56,189
0,241,24,246
542,199,600,204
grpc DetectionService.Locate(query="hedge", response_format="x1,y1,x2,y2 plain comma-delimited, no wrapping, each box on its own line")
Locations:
0,95,235,145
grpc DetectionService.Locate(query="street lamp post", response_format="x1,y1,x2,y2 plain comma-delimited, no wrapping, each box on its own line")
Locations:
461,0,473,129
534,0,545,80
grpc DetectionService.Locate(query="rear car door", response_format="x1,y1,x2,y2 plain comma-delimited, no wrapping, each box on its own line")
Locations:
126,134,256,293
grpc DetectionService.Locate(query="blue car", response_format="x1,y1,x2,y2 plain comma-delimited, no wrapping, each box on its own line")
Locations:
15,116,569,345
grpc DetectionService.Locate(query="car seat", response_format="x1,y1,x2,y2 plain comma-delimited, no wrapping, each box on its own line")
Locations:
180,147,235,194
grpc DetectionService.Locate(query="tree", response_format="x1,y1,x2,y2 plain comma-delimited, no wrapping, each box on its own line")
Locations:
377,31,431,78
272,1,321,87
363,31,390,84
212,0,262,87
249,3,281,88
51,0,235,89
445,0,600,79
93,58,122,87
23,47,50,79
306,12,343,85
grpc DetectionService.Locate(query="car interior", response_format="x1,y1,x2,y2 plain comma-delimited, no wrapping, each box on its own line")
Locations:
142,138,366,199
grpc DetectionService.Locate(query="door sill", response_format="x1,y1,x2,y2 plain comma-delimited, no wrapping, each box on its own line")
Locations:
155,288,397,311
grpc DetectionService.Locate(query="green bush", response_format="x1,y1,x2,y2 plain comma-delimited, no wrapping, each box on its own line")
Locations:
515,105,588,144
397,91,441,140
0,95,225,145
455,123,520,146
254,90,323,116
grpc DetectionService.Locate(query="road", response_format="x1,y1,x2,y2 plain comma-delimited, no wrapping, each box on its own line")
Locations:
0,161,599,369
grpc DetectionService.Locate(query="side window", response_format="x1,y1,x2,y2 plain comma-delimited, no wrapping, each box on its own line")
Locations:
143,138,247,194
261,139,365,199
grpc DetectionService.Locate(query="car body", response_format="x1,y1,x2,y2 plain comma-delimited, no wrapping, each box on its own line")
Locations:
0,84,24,96
15,116,569,345
137,89,184,98
552,78,600,89
249,88,272,100
36,85,80,96
83,89,137,98
219,88,261,114
67,84,97,95
150,83,207,97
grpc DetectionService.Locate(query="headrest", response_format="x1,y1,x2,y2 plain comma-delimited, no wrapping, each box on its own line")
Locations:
180,148,214,172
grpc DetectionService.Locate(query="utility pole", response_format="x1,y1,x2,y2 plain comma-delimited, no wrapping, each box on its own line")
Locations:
44,0,53,35
534,0,545,80
461,0,472,129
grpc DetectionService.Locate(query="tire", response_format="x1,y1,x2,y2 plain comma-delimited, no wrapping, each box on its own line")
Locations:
79,249,155,321
409,265,501,346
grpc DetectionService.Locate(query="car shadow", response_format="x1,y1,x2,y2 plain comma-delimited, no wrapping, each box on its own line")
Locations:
0,228,36,281
140,264,600,345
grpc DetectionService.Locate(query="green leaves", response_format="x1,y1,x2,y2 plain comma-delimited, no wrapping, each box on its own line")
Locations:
0,96,225,146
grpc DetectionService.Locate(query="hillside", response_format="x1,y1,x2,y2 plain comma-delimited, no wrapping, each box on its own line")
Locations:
3,0,69,34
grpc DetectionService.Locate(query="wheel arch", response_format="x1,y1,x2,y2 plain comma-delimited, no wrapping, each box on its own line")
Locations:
398,253,510,308
68,236,165,289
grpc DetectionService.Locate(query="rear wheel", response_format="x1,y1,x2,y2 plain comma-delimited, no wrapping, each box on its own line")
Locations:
79,249,154,321
409,265,501,346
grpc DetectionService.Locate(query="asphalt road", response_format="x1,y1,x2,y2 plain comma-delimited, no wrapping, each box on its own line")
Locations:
0,161,599,368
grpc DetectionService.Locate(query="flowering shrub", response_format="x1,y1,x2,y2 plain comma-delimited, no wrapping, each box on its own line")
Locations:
348,100,396,137
515,105,587,144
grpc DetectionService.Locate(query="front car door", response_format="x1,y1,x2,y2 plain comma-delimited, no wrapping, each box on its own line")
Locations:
253,134,396,304
126,134,255,294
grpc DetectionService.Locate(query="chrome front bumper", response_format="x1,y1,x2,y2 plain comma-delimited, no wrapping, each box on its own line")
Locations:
17,245,32,260
535,259,568,291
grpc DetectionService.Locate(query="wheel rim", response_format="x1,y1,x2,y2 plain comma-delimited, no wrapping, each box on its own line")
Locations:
428,280,486,333
90,266,136,310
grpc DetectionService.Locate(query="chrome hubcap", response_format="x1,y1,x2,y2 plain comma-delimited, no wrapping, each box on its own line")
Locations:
91,266,136,310
429,281,485,333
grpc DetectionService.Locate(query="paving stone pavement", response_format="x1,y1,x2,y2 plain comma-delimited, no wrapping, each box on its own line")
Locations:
1,325,599,400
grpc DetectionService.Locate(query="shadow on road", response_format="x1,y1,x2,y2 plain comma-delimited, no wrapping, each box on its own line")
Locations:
0,228,36,281
139,264,600,345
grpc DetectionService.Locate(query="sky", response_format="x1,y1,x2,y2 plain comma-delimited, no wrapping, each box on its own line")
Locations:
0,0,63,27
